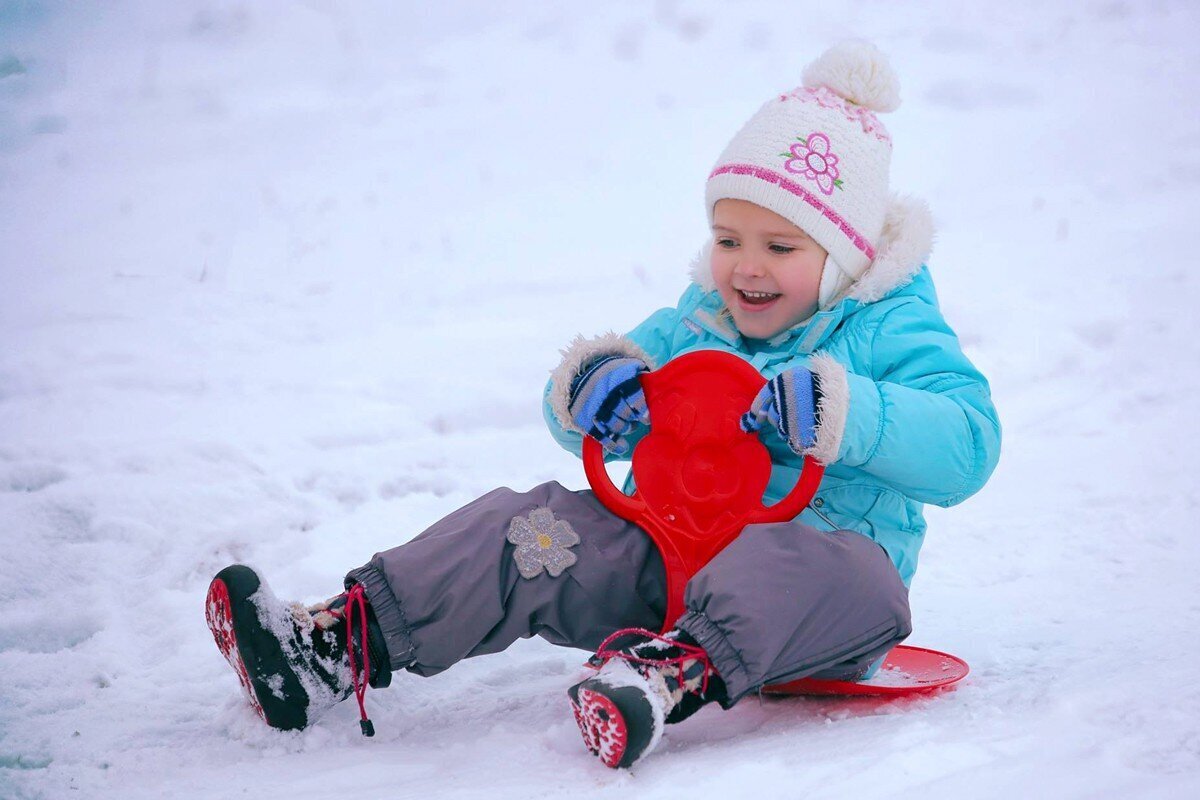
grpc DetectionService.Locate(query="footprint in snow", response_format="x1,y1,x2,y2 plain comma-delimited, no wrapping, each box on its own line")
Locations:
0,463,68,493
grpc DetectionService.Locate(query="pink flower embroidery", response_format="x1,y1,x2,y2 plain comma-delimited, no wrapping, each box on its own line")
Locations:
782,132,842,195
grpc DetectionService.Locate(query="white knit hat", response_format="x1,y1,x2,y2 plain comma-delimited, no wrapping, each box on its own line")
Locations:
706,41,901,308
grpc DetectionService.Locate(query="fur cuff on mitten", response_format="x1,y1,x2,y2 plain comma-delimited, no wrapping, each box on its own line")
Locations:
549,333,657,433
806,353,850,465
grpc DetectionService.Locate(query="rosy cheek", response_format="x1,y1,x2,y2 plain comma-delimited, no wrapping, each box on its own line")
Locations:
710,257,731,287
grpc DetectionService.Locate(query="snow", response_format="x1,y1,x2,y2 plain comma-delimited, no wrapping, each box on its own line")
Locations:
2,1,1199,797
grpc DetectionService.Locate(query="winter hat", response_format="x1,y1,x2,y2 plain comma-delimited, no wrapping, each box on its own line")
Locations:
706,41,901,309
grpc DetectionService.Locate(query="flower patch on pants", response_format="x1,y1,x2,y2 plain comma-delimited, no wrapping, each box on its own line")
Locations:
507,507,580,579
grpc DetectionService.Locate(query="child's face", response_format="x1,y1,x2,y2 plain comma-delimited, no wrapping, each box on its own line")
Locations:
710,199,828,341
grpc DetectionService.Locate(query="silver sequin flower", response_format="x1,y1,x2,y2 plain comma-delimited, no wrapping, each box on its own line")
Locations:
506,507,581,579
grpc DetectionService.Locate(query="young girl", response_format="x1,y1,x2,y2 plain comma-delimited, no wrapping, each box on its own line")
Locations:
205,41,1001,769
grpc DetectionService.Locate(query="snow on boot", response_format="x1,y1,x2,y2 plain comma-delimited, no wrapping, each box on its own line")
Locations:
568,628,724,769
205,564,391,734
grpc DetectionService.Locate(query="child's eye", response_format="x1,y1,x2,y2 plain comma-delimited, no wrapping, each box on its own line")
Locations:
768,244,796,254
715,238,738,249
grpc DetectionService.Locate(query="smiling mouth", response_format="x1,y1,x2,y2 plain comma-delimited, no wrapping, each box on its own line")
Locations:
737,289,781,306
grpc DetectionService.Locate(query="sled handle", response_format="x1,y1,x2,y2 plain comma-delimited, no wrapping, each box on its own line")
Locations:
750,453,825,524
582,355,824,526
582,436,645,521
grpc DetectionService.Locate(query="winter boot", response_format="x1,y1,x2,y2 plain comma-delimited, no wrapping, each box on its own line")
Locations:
568,628,725,769
205,564,391,735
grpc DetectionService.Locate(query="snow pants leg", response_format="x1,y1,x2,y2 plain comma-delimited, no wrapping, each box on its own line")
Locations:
675,522,912,704
345,481,667,676
346,481,911,703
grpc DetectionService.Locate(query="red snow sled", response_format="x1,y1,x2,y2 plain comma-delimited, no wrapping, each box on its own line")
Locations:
582,349,967,697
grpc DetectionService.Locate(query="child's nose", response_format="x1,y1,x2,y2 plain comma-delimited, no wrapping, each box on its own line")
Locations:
734,256,766,277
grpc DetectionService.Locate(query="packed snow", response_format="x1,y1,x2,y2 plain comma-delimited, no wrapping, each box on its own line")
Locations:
2,2,1199,798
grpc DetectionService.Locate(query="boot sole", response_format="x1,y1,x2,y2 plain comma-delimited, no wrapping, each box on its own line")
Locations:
206,576,267,722
568,681,654,769
205,565,308,731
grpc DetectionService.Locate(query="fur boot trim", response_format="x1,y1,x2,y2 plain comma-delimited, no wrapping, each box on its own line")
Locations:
806,352,850,465
548,333,657,433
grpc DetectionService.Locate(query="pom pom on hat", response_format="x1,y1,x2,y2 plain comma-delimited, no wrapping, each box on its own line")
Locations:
802,40,901,113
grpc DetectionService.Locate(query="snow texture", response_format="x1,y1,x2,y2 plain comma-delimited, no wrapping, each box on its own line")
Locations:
2,1,1199,798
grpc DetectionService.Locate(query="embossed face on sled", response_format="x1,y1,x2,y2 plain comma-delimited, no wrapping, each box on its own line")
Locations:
631,356,778,542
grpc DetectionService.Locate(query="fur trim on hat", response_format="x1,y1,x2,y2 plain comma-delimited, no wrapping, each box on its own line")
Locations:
548,332,657,433
847,195,934,303
806,352,850,465
802,40,901,113
688,193,935,305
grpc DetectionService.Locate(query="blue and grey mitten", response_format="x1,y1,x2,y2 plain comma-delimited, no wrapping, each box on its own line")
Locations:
739,366,823,454
568,356,650,456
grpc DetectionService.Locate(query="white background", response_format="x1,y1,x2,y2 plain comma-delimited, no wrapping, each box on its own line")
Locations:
2,1,1198,797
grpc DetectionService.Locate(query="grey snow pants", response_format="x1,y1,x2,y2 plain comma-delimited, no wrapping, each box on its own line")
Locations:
346,481,911,705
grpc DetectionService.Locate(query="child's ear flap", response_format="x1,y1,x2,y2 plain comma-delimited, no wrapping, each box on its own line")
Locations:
850,194,935,304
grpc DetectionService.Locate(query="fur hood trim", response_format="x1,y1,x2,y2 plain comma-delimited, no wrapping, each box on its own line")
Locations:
689,194,934,306
848,195,934,303
688,240,715,292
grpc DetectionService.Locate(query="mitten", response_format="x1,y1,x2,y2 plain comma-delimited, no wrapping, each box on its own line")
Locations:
568,356,650,455
739,366,822,454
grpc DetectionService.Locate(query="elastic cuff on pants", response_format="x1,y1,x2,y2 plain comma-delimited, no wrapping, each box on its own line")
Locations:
345,563,417,671
674,610,751,708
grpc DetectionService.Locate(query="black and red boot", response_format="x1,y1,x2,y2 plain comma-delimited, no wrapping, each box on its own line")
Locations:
205,564,391,734
568,628,724,769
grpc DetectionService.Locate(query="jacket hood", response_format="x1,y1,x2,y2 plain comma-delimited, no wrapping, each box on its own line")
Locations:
689,194,935,306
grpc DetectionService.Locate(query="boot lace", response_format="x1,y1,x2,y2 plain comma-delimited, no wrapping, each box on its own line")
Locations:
325,584,375,736
592,627,716,699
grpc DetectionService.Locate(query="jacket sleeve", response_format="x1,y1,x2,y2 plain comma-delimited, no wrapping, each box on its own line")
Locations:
541,299,685,458
808,299,1002,507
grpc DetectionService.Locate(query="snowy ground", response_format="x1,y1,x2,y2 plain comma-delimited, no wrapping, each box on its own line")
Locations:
3,2,1199,798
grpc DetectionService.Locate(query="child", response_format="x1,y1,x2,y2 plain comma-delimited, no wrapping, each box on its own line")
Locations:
205,41,1001,769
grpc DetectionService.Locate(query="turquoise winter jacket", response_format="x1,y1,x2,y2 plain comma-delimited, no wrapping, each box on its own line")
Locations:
543,256,1001,588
